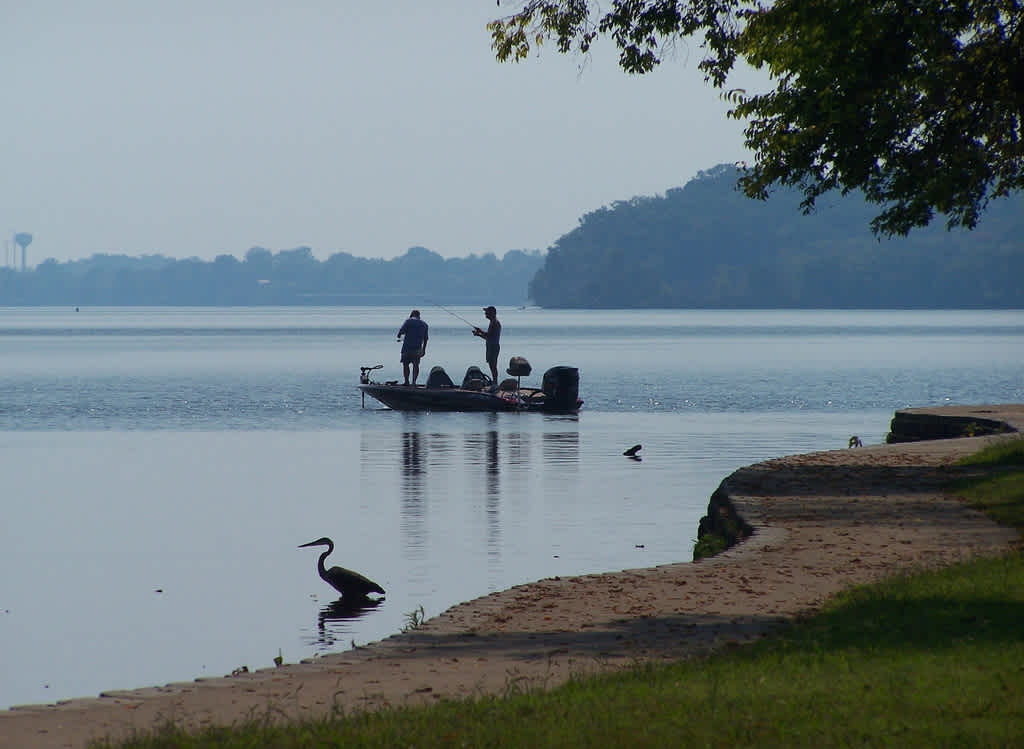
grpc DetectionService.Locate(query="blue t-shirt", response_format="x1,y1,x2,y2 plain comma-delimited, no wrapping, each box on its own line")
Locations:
398,317,428,354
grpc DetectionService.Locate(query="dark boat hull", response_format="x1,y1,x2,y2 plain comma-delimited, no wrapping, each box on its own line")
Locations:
359,384,580,413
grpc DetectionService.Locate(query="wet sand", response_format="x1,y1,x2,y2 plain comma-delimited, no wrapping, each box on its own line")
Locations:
3,404,1022,749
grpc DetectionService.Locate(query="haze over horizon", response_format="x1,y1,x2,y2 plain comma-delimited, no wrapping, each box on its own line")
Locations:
4,1,758,267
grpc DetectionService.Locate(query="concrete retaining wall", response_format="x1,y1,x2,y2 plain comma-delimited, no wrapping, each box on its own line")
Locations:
694,403,1023,559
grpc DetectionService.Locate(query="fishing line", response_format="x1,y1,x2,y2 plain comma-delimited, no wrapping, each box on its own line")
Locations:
423,299,478,329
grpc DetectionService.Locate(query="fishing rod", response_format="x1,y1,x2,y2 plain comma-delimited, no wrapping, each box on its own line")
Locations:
424,299,479,330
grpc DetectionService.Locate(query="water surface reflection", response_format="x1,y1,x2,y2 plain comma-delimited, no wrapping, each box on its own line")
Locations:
358,415,590,597
307,597,385,649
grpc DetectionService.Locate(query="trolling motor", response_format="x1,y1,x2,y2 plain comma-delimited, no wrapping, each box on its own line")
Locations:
360,364,383,385
360,364,383,408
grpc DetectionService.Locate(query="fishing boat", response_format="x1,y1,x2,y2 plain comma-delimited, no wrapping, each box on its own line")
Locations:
359,358,582,413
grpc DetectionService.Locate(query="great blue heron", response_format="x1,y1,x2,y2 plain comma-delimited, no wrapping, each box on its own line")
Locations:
298,537,385,599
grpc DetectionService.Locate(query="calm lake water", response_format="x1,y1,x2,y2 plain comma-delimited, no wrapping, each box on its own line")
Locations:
1,306,1022,708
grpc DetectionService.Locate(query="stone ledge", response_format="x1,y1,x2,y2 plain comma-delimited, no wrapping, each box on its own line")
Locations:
887,407,1015,443
695,403,1023,557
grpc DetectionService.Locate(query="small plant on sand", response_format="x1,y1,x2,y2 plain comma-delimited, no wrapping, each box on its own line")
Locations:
401,605,426,633
692,533,728,560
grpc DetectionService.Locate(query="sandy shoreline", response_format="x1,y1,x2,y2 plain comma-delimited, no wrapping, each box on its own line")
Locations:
3,404,1022,749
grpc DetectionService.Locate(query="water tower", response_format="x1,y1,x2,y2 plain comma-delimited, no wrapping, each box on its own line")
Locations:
14,232,32,271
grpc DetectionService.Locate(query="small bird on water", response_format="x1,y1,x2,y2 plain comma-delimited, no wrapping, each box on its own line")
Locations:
299,537,385,600
623,444,642,459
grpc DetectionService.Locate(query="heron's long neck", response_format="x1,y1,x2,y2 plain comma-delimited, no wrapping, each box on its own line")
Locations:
317,544,333,578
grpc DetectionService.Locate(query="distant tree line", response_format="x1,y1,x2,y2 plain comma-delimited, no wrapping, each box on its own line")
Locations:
0,246,544,306
529,164,1024,308
4,164,1021,309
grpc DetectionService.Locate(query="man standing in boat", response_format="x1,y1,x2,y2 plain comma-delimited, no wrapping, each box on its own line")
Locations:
473,305,501,385
397,310,428,386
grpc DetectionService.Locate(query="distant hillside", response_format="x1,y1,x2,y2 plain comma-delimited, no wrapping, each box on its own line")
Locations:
529,164,1024,308
0,246,543,306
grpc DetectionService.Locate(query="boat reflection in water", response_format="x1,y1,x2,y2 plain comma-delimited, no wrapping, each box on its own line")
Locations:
357,415,582,605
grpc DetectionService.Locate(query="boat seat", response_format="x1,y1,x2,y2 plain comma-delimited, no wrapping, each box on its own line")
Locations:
507,356,532,376
462,365,491,391
426,366,455,388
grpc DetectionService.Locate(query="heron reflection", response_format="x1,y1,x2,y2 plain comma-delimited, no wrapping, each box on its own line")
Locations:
308,597,384,649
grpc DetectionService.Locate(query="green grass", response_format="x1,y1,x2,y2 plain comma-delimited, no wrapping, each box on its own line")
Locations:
95,437,1024,749
957,436,1024,470
954,436,1024,531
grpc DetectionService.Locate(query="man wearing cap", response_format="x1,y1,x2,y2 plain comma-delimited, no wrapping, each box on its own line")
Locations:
397,309,428,386
473,305,501,384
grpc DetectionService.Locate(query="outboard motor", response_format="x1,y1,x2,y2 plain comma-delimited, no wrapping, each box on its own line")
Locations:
542,366,579,412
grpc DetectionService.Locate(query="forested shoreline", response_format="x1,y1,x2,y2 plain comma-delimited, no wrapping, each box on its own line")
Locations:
528,165,1023,308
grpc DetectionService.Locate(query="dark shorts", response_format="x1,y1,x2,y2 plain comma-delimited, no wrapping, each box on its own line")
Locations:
401,352,422,365
485,344,499,365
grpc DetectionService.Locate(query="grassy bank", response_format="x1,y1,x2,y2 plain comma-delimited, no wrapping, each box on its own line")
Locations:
97,438,1024,748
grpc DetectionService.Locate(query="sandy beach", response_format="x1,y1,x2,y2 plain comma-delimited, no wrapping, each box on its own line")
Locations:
3,404,1022,749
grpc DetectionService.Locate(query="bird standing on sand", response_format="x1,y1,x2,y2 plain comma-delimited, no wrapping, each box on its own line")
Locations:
299,537,385,599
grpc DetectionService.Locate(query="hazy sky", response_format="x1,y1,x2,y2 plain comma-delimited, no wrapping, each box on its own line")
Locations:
4,2,759,265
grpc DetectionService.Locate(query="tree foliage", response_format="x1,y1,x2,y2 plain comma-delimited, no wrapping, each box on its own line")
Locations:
489,1,1024,236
